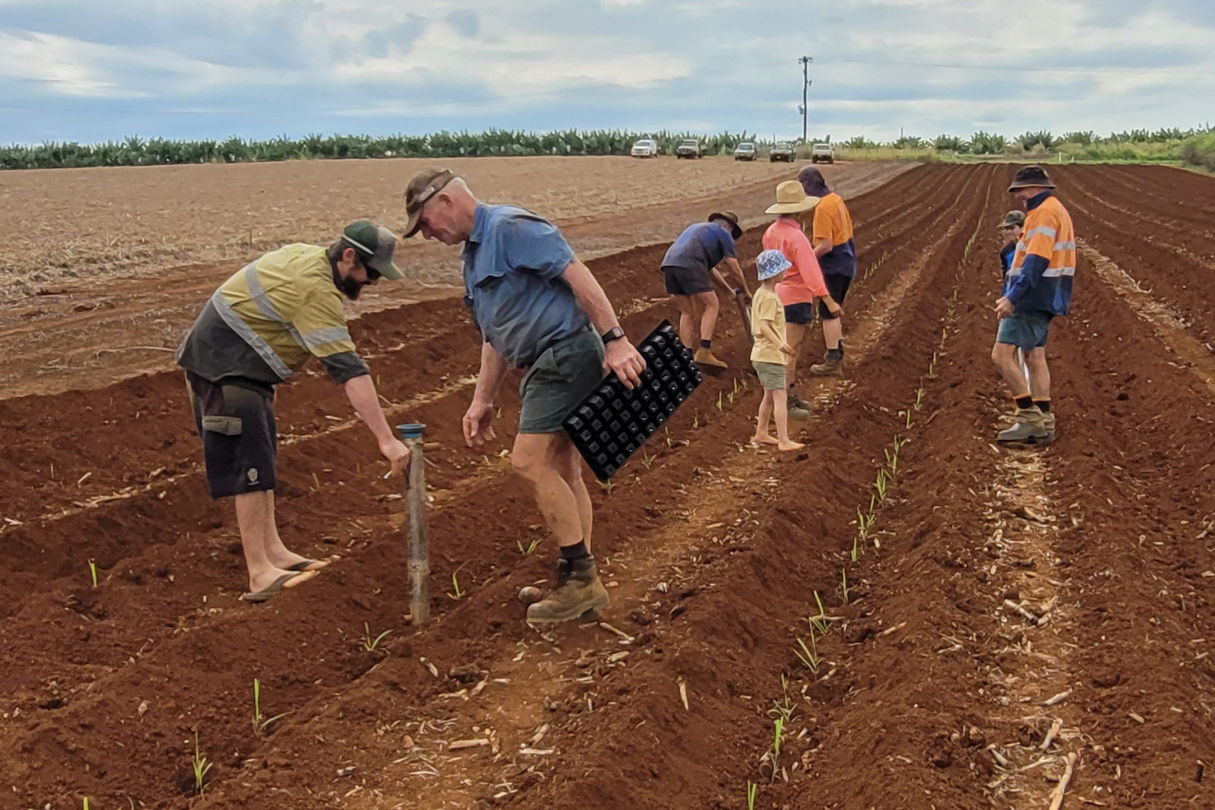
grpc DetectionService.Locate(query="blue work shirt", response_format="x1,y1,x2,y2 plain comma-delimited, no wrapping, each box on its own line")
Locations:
462,203,588,368
660,222,736,273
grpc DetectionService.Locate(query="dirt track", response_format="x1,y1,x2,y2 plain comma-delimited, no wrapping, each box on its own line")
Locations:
2,163,1214,809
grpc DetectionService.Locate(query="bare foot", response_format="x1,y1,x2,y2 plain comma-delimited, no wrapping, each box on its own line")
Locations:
777,440,805,452
750,434,779,446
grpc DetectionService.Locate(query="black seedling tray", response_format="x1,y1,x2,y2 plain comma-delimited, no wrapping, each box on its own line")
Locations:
563,320,703,481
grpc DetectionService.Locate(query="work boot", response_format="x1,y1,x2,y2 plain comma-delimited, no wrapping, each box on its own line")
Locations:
526,556,609,623
809,349,844,377
1040,411,1056,442
996,407,1048,443
693,348,728,369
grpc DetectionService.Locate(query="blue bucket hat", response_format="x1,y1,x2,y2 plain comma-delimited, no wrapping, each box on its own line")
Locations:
756,249,792,281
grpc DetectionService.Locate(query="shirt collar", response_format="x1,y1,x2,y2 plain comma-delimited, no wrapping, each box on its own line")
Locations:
467,203,489,246
1027,190,1053,211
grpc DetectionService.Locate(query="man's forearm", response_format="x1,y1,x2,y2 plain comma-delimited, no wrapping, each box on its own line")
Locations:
473,341,509,404
344,374,395,445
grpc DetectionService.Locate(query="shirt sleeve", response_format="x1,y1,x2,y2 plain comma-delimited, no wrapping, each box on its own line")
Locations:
812,199,840,245
717,227,737,260
756,293,781,322
296,287,369,382
500,215,575,281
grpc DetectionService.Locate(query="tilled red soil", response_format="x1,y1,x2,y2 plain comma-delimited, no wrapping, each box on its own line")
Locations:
2,164,1213,809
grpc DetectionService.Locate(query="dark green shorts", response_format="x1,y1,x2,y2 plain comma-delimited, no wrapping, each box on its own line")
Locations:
996,310,1053,351
518,329,605,434
186,371,277,499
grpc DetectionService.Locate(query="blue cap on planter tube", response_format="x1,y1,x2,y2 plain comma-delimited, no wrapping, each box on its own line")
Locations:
396,423,425,440
756,249,792,281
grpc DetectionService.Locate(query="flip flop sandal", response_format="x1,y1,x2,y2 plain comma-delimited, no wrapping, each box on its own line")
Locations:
241,571,308,603
286,559,325,572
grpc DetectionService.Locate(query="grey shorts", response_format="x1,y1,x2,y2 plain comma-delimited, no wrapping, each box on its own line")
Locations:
752,361,787,391
186,371,277,499
663,265,713,296
518,329,606,433
996,310,1053,351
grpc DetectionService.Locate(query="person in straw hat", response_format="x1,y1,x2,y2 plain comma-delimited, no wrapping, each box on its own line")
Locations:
401,167,646,623
991,165,1076,444
761,180,841,419
658,211,751,369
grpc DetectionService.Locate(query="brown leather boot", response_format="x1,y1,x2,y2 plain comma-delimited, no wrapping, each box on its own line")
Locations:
526,556,609,623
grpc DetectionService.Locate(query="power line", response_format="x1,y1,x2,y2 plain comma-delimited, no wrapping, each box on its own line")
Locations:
798,56,812,143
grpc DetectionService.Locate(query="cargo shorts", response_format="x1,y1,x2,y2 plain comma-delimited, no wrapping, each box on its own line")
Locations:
185,371,277,499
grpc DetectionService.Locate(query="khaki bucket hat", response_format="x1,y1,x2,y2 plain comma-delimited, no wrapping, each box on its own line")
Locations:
996,210,1025,229
765,180,820,215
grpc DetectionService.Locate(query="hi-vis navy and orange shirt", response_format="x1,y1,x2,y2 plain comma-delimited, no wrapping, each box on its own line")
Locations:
1004,191,1075,316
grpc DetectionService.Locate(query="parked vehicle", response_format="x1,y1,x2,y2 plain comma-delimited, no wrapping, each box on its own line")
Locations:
675,138,706,159
811,142,835,164
769,141,796,162
631,138,660,158
733,142,758,161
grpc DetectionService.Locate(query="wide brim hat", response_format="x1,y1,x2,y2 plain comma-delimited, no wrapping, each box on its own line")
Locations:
404,168,456,237
1007,165,1056,191
765,180,820,215
996,210,1025,229
708,211,742,239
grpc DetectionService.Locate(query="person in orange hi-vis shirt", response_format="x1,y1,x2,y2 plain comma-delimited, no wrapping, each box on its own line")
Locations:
798,166,856,378
762,181,841,420
992,165,1076,444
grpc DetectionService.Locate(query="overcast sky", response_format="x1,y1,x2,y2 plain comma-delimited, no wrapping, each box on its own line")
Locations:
2,0,1212,146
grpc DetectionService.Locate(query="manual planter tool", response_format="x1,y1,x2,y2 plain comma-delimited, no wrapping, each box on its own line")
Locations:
396,423,430,625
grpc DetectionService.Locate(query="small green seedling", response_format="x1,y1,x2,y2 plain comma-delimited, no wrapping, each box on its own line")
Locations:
839,567,850,605
252,678,287,736
447,572,465,600
747,781,758,810
733,377,741,397
810,591,832,635
794,635,822,674
641,450,655,470
88,559,98,589
905,409,914,429
913,387,925,412
715,392,723,411
727,390,736,405
596,479,616,493
692,415,700,429
874,469,888,504
81,799,90,810
884,448,899,478
192,730,213,794
851,534,859,563
516,537,540,556
311,471,320,491
362,622,392,652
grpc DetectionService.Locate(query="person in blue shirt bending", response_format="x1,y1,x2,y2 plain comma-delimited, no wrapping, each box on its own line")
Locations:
660,213,751,369
403,168,646,623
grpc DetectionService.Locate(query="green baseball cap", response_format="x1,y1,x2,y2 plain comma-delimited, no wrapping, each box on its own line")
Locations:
342,220,402,280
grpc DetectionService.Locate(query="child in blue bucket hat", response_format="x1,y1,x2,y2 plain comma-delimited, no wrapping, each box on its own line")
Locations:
749,249,804,451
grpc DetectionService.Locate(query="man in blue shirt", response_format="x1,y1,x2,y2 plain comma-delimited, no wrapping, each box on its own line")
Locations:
404,168,646,623
660,213,750,369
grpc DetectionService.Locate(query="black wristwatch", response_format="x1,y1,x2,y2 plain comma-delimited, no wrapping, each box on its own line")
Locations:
601,326,626,344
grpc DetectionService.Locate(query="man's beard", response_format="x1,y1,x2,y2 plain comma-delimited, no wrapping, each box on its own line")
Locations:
339,275,364,300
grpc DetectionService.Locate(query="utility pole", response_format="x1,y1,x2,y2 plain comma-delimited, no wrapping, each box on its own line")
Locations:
798,56,813,143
